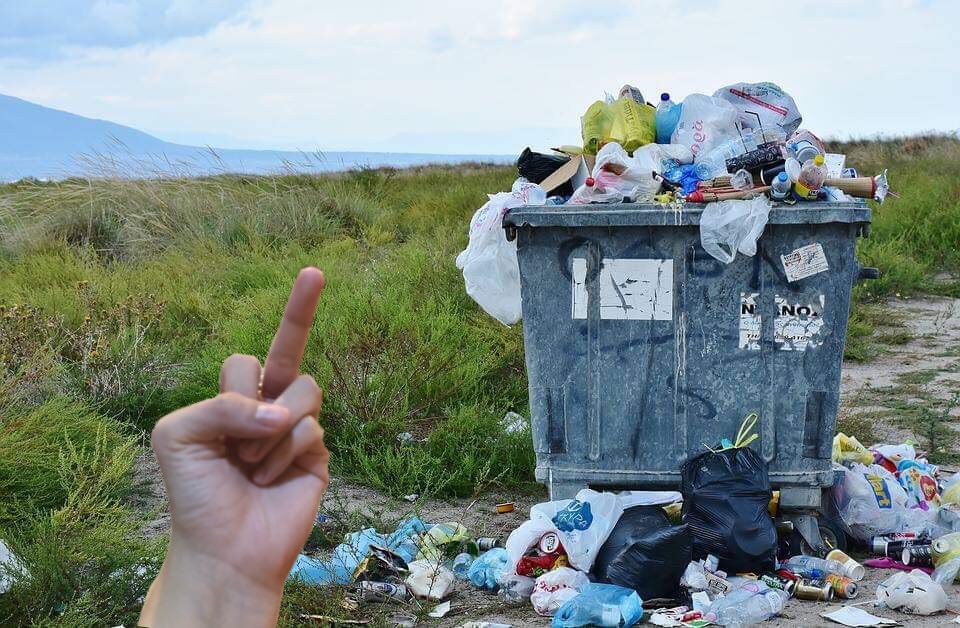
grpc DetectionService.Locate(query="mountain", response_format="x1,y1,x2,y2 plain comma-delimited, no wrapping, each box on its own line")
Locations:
0,93,512,181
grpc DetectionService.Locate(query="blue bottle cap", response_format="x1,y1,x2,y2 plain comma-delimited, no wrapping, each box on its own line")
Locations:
660,92,670,101
777,172,789,182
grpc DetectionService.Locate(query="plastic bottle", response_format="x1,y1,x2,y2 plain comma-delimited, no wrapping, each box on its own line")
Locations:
656,93,681,144
770,172,792,201
452,552,474,580
694,129,784,180
730,169,754,191
793,154,826,201
708,586,788,626
781,555,845,579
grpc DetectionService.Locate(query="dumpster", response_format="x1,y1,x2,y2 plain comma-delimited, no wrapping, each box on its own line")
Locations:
504,201,873,551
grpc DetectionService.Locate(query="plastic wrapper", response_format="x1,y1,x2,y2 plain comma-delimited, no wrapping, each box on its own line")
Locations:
681,446,777,574
497,572,535,602
670,94,740,160
551,583,643,628
699,196,772,264
455,180,545,325
713,82,802,135
416,522,469,561
530,567,591,617
590,505,691,600
875,569,946,615
897,459,940,510
517,148,574,197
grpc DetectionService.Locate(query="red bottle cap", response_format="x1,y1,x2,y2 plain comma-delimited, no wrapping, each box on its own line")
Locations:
585,177,595,187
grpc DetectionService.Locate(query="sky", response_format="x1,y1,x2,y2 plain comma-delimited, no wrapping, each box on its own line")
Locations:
1,0,957,154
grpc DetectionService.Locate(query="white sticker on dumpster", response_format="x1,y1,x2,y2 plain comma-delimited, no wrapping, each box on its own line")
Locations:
739,292,761,350
781,243,829,282
571,258,673,320
774,295,825,351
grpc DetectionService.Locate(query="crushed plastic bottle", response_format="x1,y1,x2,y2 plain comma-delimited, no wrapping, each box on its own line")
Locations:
656,93,682,144
781,555,845,579
729,169,754,191
793,154,826,201
707,584,788,627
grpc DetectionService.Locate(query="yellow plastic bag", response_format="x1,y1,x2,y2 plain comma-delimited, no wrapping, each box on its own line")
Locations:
832,433,874,465
581,98,656,155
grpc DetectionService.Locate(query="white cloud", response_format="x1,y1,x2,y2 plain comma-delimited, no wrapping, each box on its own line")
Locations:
0,0,956,153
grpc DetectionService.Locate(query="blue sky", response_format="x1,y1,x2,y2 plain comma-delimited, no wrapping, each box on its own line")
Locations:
1,0,957,154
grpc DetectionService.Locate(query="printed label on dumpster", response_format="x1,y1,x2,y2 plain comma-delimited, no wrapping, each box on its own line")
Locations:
572,258,673,321
781,243,829,282
774,295,825,351
739,292,761,350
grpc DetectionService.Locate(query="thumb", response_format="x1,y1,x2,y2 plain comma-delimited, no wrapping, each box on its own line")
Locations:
152,392,292,448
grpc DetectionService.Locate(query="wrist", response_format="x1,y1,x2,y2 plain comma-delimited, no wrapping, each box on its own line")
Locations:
148,536,283,628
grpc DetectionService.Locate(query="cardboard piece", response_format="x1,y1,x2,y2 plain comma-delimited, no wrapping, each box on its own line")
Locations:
821,606,900,627
538,154,594,196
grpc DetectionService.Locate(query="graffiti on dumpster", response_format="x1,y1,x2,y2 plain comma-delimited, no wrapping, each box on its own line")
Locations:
571,258,673,321
774,295,825,351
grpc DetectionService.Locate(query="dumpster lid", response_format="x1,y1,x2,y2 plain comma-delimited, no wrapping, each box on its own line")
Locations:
503,201,871,229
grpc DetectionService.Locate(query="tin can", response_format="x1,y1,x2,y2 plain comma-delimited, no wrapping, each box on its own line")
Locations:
760,574,796,596
825,573,859,599
495,502,515,514
871,538,930,558
538,532,562,554
794,579,834,602
357,581,411,602
902,545,934,567
477,537,501,552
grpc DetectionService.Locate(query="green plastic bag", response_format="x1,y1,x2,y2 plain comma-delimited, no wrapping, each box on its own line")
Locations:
581,98,656,155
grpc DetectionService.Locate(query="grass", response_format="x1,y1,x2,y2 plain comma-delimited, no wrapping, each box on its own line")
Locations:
0,135,958,625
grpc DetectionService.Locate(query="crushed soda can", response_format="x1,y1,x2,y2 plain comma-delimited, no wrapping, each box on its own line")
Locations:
825,573,859,599
794,579,834,602
357,581,412,603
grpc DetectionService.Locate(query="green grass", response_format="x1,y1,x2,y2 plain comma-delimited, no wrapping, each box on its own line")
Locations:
1,136,959,625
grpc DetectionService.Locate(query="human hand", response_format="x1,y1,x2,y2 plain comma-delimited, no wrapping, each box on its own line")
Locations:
142,268,328,628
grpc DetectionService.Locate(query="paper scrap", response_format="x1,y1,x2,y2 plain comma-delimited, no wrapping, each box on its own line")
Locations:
782,242,829,282
821,606,900,627
428,601,451,618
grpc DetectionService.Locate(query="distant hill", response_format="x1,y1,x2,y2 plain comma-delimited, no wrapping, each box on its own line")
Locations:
0,93,512,181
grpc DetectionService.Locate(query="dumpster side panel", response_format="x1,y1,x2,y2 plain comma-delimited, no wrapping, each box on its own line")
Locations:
516,216,861,496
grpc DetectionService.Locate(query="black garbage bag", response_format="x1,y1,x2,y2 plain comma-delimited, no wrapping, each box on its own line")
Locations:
590,505,692,600
681,446,777,574
516,148,573,197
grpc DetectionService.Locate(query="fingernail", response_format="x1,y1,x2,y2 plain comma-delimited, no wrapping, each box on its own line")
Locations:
255,403,288,427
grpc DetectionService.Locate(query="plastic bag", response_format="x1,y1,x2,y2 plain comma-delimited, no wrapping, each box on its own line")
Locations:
497,572,535,602
405,560,455,600
713,82,802,135
833,463,920,541
416,522,469,562
681,446,777,574
468,547,509,591
699,196,772,264
582,98,656,155
590,505,692,600
505,517,556,575
832,433,875,465
534,489,625,572
455,179,545,325
531,567,591,617
876,569,946,615
517,148,575,197
670,94,740,160
551,583,643,628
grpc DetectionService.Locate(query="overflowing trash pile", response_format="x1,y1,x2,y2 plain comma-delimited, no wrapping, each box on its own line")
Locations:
287,424,960,626
456,81,893,325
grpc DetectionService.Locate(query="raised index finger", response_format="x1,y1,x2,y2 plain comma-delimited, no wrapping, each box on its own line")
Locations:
261,267,325,399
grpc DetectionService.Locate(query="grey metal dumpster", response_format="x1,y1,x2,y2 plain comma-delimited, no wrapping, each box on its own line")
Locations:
504,201,873,551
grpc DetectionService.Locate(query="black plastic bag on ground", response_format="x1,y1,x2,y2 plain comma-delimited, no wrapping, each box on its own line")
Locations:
681,446,777,574
590,505,692,600
516,148,573,197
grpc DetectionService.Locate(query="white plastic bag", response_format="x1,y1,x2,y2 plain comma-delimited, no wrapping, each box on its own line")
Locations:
530,489,624,572
670,94,740,160
455,179,545,325
530,567,591,616
713,82,802,135
876,569,946,615
834,463,919,541
699,196,772,264
568,142,649,204
504,516,556,575
405,560,455,600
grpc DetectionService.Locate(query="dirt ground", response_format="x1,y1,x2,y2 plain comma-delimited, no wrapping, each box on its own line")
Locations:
132,296,960,627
